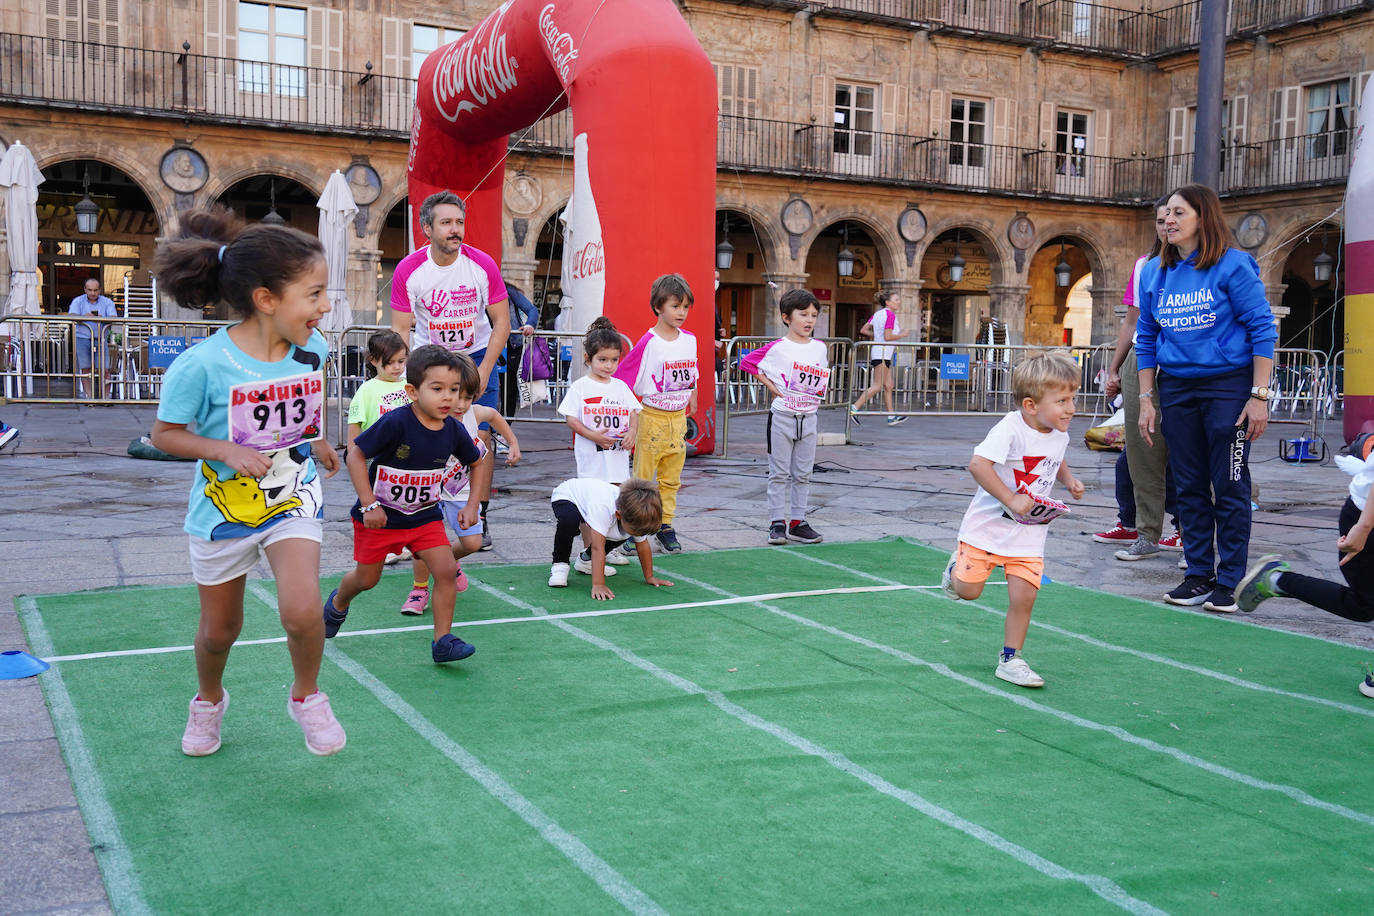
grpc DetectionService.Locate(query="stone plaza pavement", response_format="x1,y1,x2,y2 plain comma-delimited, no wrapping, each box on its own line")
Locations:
0,401,1363,914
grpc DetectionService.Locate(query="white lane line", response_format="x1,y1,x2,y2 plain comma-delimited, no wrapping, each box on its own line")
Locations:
791,550,1374,721
470,582,1166,916
322,643,667,916
17,597,151,916
668,571,1374,829
41,584,915,663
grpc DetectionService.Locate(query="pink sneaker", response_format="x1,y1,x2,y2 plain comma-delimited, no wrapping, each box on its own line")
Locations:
181,691,228,756
1158,531,1183,551
287,691,346,756
455,563,469,594
400,585,429,616
1092,524,1138,543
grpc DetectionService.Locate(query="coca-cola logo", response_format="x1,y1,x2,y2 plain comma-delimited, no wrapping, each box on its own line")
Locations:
538,4,580,84
431,1,520,123
570,241,604,280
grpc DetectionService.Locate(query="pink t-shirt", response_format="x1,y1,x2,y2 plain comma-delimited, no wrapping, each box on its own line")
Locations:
390,244,507,354
869,307,900,360
614,328,699,412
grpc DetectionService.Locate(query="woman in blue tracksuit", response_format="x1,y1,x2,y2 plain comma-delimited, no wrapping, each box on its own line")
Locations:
1135,184,1278,613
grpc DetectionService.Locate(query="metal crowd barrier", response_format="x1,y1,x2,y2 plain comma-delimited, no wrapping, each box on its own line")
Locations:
839,340,1111,441
716,336,854,457
0,314,230,404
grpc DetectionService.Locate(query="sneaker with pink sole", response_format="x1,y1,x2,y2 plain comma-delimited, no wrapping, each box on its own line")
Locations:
181,691,228,756
455,563,469,594
400,585,429,616
287,691,346,756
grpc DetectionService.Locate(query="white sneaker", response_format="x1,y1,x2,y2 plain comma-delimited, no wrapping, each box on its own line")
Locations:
940,550,961,600
382,547,413,566
181,691,228,756
575,553,617,576
548,562,570,587
604,546,631,566
995,654,1045,688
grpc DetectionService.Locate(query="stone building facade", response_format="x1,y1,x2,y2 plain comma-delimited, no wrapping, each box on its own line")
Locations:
0,0,1367,353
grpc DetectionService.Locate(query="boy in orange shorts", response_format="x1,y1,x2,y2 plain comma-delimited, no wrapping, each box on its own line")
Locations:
941,351,1085,688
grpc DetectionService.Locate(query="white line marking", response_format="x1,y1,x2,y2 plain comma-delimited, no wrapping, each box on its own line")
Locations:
791,549,1374,721
246,581,278,610
17,597,151,916
41,585,914,663
470,582,1166,916
668,571,1374,829
323,643,666,916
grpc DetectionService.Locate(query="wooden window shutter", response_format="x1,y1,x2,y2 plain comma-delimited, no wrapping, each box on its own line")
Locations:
1271,86,1299,141
1094,107,1110,157
1038,100,1055,151
1228,95,1247,145
928,88,945,136
1168,107,1187,155
993,97,1018,147
381,17,409,77
812,74,830,126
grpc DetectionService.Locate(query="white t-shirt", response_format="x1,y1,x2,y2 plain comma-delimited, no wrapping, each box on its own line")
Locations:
737,337,830,416
557,374,641,482
390,244,507,354
869,307,900,360
550,478,648,543
957,410,1069,558
616,328,698,412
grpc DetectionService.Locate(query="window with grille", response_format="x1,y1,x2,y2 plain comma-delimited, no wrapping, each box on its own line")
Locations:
238,2,307,96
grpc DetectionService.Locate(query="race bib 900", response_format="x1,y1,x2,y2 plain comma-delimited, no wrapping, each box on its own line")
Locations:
228,372,324,451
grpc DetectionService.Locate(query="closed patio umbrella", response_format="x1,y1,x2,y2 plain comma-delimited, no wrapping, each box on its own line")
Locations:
0,141,44,395
316,170,357,337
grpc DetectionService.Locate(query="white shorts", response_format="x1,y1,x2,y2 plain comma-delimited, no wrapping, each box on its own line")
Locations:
187,516,322,587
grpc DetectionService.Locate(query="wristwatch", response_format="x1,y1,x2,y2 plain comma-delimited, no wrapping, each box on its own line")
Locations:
1250,386,1271,401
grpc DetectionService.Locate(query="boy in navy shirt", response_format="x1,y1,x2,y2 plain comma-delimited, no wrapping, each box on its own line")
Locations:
323,346,491,663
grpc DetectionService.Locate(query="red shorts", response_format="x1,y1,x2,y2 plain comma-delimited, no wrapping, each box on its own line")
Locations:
352,519,450,565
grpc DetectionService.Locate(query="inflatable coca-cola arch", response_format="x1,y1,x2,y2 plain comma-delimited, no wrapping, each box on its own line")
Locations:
410,0,719,451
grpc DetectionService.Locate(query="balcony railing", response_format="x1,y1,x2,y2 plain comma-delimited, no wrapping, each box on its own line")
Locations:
0,33,1354,203
807,0,1372,58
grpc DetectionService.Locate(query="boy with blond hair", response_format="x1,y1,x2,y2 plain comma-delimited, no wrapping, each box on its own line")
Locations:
942,350,1085,688
614,273,698,553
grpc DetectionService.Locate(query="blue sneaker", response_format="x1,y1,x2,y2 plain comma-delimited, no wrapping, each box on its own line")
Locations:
432,633,476,663
323,588,348,638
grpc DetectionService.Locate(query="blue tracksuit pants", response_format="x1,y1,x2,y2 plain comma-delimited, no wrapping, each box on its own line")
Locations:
1158,368,1252,588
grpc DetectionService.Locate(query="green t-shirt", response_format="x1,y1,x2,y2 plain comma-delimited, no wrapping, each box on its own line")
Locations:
347,377,410,431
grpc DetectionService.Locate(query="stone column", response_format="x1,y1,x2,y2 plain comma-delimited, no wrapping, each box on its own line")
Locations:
986,283,1030,344
1088,286,1125,346
348,247,382,326
761,271,809,338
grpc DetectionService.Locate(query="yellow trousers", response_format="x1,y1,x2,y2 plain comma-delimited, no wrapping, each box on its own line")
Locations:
632,406,687,524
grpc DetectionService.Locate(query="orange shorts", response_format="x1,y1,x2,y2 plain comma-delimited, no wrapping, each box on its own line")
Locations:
952,542,1043,589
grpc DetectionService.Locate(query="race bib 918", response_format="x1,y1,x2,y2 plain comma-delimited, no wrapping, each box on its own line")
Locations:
228,372,324,451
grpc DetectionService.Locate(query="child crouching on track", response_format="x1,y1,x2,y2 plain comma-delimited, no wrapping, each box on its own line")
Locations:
323,345,491,663
738,288,830,546
942,350,1085,688
548,478,673,601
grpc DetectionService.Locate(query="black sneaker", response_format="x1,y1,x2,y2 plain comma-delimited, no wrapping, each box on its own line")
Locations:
656,524,682,552
767,521,787,545
787,520,823,544
1203,586,1238,614
1164,575,1214,606
432,634,476,663
479,516,493,551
